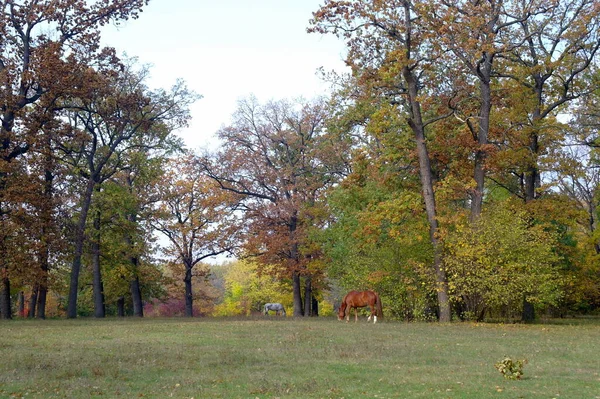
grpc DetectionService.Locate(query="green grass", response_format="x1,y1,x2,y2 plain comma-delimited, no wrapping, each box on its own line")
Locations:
1,317,599,398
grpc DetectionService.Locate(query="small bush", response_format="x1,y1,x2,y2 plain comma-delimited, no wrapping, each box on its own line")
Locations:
494,356,527,380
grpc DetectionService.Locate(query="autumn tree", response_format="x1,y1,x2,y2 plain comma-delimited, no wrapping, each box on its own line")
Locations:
310,0,454,321
58,59,195,318
554,77,600,311
495,0,599,320
22,121,70,319
0,0,149,319
151,154,240,317
86,167,168,317
444,200,564,320
200,96,349,317
501,0,600,204
322,170,439,320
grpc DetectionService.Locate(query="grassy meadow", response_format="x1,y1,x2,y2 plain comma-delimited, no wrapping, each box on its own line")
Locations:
1,317,599,398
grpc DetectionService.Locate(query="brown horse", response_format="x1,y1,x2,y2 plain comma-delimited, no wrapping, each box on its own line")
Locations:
338,290,383,323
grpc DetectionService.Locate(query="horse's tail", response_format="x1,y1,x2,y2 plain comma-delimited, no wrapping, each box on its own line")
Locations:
375,292,383,318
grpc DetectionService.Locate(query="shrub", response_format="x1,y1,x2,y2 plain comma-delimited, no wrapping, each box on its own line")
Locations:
494,356,527,380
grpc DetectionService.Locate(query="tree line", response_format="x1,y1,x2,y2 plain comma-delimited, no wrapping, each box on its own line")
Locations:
1,0,599,322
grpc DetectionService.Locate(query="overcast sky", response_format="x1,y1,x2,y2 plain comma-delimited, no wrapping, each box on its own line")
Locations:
100,0,348,150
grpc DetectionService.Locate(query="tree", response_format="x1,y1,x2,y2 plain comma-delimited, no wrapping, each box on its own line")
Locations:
444,201,564,320
310,0,453,321
553,77,600,312
200,96,348,317
0,0,150,319
151,154,240,317
497,0,599,320
59,59,195,318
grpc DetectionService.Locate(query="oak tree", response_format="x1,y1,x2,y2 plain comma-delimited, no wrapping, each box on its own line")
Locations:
151,154,240,317
310,0,453,321
200,97,348,316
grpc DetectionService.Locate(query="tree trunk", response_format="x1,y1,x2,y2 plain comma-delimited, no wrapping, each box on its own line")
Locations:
522,298,535,322
292,271,303,317
184,261,194,317
67,178,96,318
311,295,319,317
0,267,11,319
130,274,144,317
521,86,543,323
28,287,38,318
126,209,143,317
522,132,538,323
303,276,312,317
36,285,47,319
117,296,125,317
18,291,25,317
92,207,105,318
402,64,451,322
36,254,49,319
470,55,492,221
36,153,53,320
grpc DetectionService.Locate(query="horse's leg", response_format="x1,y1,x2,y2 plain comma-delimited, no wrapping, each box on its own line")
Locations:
354,307,358,322
369,304,376,323
346,307,350,322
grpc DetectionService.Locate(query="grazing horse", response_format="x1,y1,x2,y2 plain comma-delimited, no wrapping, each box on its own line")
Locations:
264,303,286,316
338,290,383,323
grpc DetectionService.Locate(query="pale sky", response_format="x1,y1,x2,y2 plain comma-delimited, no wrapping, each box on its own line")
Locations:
100,0,348,150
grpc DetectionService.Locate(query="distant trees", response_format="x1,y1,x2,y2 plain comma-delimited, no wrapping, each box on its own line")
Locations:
200,97,350,317
151,154,240,317
212,260,292,316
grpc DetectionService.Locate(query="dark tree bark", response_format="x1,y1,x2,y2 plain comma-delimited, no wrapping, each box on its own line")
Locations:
130,270,144,317
292,272,303,317
92,207,105,318
184,259,194,317
36,285,47,319
18,291,25,317
0,239,12,319
403,62,451,322
311,295,319,317
126,208,144,317
117,296,125,317
67,178,96,318
303,276,312,317
470,54,493,221
36,142,55,320
28,287,38,318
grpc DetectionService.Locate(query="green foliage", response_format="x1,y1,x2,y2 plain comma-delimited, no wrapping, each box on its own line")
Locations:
494,357,527,380
444,200,565,319
212,260,292,316
322,180,438,320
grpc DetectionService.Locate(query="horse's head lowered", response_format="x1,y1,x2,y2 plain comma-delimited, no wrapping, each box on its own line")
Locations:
337,302,346,321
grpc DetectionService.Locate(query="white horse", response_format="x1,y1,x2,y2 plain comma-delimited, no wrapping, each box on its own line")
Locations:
264,303,286,316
